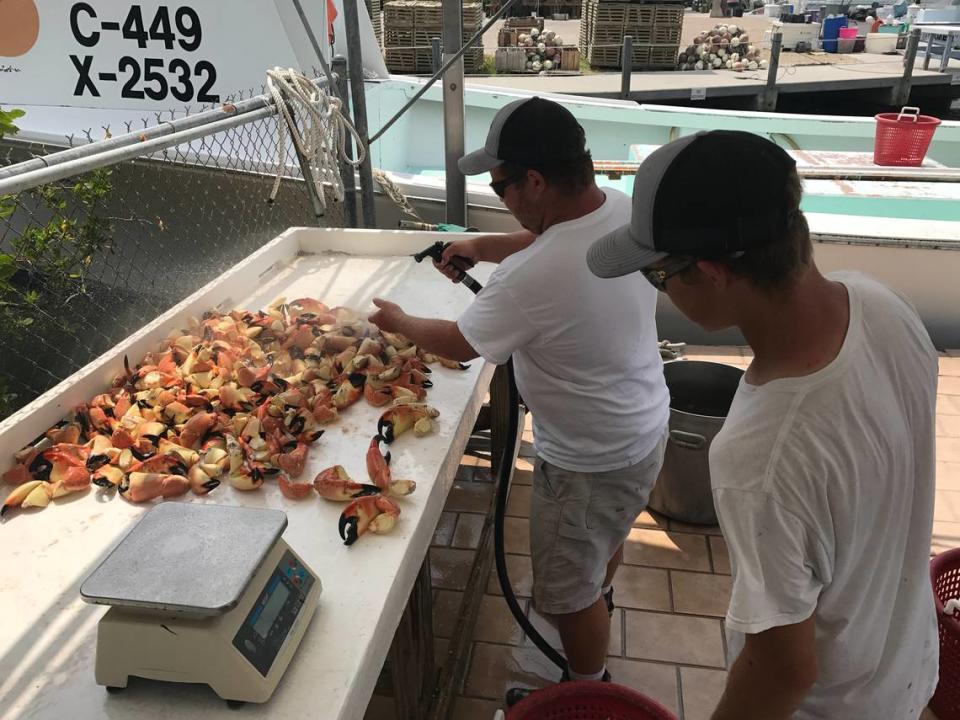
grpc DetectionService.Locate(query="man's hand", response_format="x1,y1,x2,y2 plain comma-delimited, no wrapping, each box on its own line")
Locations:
434,238,481,283
368,298,407,334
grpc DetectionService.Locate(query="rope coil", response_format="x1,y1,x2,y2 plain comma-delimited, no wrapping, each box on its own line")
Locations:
265,68,366,210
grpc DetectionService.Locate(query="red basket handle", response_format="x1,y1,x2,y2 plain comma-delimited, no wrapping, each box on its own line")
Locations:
896,106,920,123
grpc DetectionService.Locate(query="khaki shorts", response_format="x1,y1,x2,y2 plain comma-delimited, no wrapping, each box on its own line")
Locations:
530,434,667,615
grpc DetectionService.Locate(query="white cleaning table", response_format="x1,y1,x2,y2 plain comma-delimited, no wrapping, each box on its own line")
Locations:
0,227,496,720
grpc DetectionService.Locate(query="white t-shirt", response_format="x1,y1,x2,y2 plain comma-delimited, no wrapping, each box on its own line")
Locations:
457,188,669,472
710,272,939,720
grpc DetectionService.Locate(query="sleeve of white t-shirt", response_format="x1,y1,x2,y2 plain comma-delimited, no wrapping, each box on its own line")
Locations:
456,278,538,365
714,488,829,635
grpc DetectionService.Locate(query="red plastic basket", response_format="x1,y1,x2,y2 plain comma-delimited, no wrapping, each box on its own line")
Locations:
874,106,941,167
505,681,679,720
931,548,960,720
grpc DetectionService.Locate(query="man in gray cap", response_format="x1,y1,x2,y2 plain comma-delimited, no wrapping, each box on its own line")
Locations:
588,130,939,720
370,97,669,701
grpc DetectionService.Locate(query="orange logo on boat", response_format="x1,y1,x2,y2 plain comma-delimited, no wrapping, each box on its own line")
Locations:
0,0,40,57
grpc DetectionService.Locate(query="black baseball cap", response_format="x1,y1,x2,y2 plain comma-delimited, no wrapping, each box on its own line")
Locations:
587,131,798,278
458,97,588,175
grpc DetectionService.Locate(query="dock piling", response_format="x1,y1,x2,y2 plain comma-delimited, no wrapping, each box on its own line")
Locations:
758,32,782,111
893,29,921,107
621,36,634,100
431,37,442,74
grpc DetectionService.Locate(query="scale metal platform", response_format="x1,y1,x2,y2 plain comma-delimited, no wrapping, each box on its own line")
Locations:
80,503,322,704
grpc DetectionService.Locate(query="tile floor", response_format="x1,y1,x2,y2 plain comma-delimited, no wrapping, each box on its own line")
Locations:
364,346,960,720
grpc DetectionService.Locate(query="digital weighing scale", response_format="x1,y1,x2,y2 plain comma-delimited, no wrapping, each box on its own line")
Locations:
80,503,322,705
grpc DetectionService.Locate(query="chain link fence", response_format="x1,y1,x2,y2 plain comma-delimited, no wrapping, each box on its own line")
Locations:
0,82,346,422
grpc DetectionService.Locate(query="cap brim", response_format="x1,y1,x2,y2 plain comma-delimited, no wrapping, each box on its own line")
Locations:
587,224,667,279
458,148,501,176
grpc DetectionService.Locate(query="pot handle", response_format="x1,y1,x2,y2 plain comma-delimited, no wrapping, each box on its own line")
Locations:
669,429,707,450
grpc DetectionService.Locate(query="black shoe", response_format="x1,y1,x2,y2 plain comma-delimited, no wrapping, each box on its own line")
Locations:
505,686,535,707
604,586,615,616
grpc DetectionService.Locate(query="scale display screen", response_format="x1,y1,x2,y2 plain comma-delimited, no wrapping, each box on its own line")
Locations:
253,583,290,638
233,550,314,676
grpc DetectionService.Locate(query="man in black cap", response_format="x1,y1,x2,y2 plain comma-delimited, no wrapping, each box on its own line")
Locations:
588,131,939,719
370,97,670,701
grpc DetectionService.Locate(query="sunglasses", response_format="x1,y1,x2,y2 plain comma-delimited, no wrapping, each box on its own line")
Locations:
490,172,525,199
641,257,696,292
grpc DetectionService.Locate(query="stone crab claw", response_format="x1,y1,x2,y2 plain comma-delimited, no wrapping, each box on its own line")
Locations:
331,372,366,410
377,404,440,444
277,473,315,500
339,494,401,546
313,465,380,501
119,472,190,503
365,435,417,497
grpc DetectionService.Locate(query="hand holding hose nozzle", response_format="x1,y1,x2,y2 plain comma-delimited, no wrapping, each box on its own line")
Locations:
413,241,483,295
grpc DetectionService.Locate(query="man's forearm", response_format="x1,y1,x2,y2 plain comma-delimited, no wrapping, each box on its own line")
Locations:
711,644,814,720
396,315,478,363
478,230,537,263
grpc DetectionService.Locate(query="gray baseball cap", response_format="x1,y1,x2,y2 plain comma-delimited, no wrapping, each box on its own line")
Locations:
459,96,587,176
588,131,798,278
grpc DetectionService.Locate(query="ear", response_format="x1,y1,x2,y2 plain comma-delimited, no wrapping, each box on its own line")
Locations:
695,259,731,290
526,168,547,193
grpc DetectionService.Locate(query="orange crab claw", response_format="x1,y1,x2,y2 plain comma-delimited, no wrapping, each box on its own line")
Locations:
339,494,401,545
314,465,380,501
120,473,190,503
278,473,314,500
377,404,439,444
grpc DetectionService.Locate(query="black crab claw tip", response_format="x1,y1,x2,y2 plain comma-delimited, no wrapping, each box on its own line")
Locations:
339,515,359,545
458,362,470,370
92,477,115,489
308,430,324,443
130,447,155,461
421,379,433,388
421,366,432,374
170,463,188,476
85,454,110,471
352,484,381,498
261,467,280,476
202,479,220,492
347,372,367,389
377,419,394,444
275,377,289,390
123,355,131,376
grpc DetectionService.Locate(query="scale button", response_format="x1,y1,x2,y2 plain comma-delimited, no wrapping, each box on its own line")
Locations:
244,639,257,652
293,576,301,586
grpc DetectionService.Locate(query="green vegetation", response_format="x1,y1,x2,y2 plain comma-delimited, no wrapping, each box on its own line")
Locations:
0,107,114,417
480,53,498,75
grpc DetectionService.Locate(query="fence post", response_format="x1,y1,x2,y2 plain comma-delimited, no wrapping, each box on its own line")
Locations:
343,0,378,228
620,35,633,99
333,56,359,228
758,32,782,111
442,0,467,226
893,29,921,107
431,37,442,74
